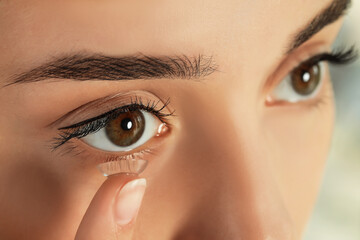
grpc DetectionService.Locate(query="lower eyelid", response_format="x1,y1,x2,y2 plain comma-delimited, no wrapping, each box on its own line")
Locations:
53,128,170,164
266,70,332,108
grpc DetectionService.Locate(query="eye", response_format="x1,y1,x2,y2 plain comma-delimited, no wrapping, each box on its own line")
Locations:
267,47,359,104
270,60,325,103
82,109,163,152
53,95,173,152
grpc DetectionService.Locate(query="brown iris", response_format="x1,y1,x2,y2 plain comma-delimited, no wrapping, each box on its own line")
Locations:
105,110,145,147
291,62,321,95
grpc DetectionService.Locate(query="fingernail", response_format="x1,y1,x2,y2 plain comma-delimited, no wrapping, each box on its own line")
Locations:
113,178,146,226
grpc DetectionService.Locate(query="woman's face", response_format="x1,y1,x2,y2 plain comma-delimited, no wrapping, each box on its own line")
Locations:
0,0,349,239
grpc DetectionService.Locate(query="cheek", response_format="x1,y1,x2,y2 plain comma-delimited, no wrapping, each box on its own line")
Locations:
263,79,335,233
0,123,105,239
0,150,67,239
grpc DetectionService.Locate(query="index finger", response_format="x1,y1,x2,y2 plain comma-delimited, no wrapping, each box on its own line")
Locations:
75,174,147,240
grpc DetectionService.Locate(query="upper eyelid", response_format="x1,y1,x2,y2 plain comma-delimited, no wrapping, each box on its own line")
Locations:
49,90,174,129
57,96,174,130
265,40,355,87
271,45,358,88
264,48,329,94
58,107,119,130
58,99,174,131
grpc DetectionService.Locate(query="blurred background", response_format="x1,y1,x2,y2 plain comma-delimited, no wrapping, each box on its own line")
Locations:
303,1,360,240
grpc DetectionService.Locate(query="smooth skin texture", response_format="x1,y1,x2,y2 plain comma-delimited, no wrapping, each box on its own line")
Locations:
75,175,146,240
0,0,347,239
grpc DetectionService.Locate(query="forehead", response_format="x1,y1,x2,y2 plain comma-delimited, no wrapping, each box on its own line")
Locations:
0,0,329,72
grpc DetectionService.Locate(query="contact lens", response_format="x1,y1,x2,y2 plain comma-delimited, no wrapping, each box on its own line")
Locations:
97,159,148,177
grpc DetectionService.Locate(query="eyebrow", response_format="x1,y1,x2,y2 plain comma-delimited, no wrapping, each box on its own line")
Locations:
5,0,351,86
287,0,351,53
6,53,218,85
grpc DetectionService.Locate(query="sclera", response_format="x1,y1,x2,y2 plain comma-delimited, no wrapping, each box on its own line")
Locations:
97,159,148,177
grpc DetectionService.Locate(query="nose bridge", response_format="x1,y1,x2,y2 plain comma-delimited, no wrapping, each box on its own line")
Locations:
174,95,294,239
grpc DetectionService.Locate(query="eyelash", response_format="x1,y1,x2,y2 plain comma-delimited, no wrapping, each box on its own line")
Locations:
51,46,358,151
267,45,358,106
51,96,174,150
301,46,358,67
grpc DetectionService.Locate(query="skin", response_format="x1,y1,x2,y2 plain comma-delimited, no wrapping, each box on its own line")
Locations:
0,0,345,239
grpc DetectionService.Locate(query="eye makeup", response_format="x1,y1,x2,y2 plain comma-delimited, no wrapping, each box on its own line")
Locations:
49,90,174,164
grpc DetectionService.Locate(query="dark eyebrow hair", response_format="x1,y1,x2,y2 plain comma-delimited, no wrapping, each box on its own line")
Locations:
287,0,352,53
6,53,218,86
3,0,350,86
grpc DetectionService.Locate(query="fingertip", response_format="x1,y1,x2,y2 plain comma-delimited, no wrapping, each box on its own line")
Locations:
113,178,147,227
75,174,145,240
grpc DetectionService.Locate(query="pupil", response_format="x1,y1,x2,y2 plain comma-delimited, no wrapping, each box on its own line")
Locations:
121,118,133,131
